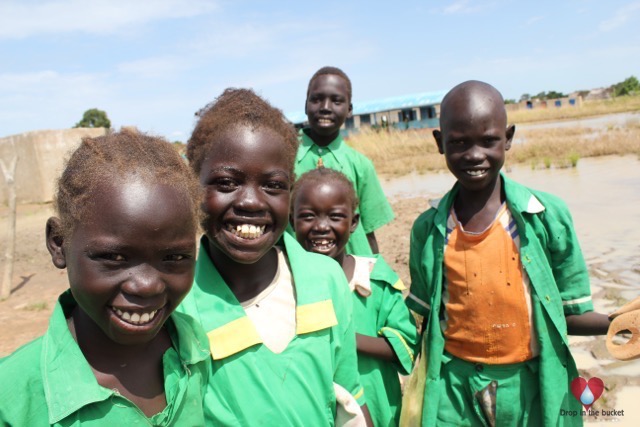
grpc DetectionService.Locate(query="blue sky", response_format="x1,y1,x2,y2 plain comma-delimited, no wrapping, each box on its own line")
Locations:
1,0,639,141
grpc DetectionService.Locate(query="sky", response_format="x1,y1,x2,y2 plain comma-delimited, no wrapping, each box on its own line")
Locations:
1,0,639,141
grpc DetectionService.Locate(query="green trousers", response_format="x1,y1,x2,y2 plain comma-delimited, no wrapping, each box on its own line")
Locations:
436,353,542,426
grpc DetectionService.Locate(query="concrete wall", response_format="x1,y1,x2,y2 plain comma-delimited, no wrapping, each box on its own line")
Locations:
0,128,107,204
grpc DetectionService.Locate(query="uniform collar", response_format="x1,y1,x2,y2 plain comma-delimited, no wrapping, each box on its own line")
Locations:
296,128,346,167
359,254,406,292
197,234,338,360
42,291,209,424
42,291,114,424
429,172,546,235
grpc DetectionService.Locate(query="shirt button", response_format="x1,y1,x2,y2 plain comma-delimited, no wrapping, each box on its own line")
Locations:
545,295,551,302
318,148,323,153
475,364,484,372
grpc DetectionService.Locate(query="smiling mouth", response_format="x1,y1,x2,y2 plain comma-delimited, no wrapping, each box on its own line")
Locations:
465,169,487,177
111,306,160,326
310,239,336,251
226,223,266,240
317,118,333,125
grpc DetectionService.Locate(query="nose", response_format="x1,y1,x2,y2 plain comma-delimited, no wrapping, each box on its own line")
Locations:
122,264,165,298
235,184,267,213
320,98,331,112
464,144,485,162
312,216,330,233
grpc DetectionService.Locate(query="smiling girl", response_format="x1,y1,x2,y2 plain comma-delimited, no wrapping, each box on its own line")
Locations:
0,130,210,426
178,88,370,426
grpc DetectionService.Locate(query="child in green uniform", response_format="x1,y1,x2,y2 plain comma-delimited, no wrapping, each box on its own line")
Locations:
178,88,371,426
295,66,394,255
292,167,418,427
0,131,210,426
406,81,611,426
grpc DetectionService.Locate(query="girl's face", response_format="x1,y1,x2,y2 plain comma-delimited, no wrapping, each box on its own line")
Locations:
47,179,197,347
199,125,292,264
292,180,358,262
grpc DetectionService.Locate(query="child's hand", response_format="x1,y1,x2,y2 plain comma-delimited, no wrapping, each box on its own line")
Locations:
606,296,640,361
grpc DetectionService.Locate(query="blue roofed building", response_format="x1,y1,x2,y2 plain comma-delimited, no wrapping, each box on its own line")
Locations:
286,90,447,135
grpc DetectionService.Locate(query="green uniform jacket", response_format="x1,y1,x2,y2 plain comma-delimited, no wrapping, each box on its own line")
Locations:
177,233,364,426
295,129,395,255
0,291,211,427
407,174,593,427
353,255,418,427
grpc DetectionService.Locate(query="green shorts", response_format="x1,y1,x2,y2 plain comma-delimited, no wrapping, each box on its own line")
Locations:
436,353,541,427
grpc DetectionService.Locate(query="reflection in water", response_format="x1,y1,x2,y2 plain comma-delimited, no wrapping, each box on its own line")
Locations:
383,155,640,311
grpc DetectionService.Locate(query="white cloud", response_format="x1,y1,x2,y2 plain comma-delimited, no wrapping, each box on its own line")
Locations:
117,55,191,79
599,1,640,32
0,0,217,39
0,70,114,132
443,0,495,15
525,15,543,26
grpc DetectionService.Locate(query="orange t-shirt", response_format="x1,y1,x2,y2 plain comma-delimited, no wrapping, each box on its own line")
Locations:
443,204,539,364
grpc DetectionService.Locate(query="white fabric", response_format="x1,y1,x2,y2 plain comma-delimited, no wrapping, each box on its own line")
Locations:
241,247,296,353
348,255,376,297
334,383,367,427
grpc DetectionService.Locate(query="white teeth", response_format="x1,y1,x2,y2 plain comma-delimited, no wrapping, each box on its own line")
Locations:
311,239,335,250
227,223,266,240
112,307,159,325
466,170,486,176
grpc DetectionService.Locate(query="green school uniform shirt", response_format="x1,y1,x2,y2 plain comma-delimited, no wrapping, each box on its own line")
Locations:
0,290,211,427
351,254,418,427
295,129,395,255
407,174,593,426
177,233,364,426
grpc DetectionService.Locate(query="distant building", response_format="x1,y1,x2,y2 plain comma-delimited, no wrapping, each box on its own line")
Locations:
287,90,447,135
505,94,583,112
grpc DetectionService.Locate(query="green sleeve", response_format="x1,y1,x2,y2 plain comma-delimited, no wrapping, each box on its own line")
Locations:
377,285,419,375
331,271,367,406
407,211,435,317
355,156,394,234
540,197,594,315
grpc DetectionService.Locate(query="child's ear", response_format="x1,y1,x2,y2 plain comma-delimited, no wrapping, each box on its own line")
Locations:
350,213,360,233
433,130,444,154
46,217,67,269
347,103,353,119
505,124,516,151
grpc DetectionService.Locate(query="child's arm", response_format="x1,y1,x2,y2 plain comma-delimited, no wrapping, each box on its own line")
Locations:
356,334,397,361
565,312,611,335
366,232,379,254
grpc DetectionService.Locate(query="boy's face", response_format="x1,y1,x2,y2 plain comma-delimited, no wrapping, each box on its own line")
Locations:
305,74,353,140
434,91,515,193
292,180,358,261
47,180,196,346
199,125,291,265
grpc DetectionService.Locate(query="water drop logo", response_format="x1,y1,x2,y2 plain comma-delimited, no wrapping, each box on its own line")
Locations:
570,377,604,410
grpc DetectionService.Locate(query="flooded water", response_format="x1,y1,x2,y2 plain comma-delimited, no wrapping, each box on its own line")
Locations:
517,111,640,131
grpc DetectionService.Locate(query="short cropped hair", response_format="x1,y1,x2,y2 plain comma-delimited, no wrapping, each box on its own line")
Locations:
187,88,299,179
292,167,359,212
306,66,353,102
54,129,202,238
